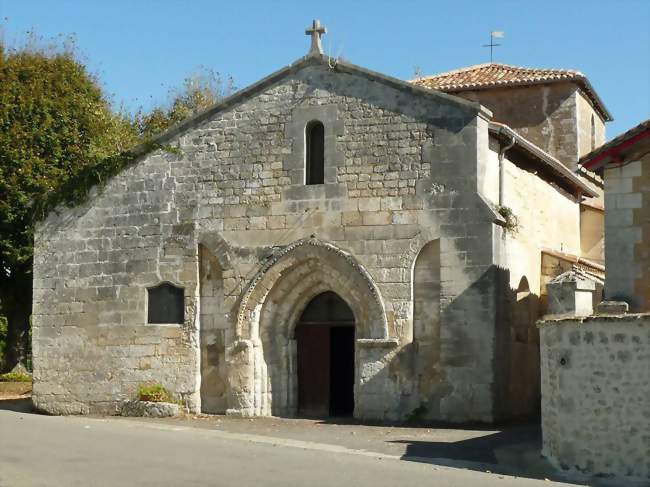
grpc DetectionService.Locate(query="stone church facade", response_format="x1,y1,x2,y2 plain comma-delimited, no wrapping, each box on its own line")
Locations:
32,26,608,422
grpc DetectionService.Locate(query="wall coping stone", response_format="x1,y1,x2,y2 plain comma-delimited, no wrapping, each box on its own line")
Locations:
538,312,650,326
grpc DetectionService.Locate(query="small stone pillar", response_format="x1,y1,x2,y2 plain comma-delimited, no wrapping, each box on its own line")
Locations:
545,269,603,317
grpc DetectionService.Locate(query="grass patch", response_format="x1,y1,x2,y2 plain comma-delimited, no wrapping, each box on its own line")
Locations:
137,383,171,403
0,372,32,382
406,403,428,423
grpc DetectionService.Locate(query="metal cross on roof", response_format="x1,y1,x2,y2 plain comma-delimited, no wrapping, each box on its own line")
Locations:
483,31,504,63
305,19,327,55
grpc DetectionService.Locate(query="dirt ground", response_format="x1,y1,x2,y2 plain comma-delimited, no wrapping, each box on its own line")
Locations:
0,381,32,400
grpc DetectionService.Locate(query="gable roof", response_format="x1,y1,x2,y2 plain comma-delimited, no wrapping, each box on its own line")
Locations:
40,53,494,221
489,122,598,197
127,53,487,159
580,118,650,171
412,63,612,122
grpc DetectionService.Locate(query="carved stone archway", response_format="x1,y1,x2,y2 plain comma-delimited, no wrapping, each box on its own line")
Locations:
226,238,395,417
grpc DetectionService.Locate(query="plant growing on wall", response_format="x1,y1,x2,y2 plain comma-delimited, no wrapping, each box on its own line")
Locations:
134,67,235,139
496,205,519,234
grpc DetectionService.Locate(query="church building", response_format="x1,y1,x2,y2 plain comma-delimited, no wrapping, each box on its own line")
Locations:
32,21,608,422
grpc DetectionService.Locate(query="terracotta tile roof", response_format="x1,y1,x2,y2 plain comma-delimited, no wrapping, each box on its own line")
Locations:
580,118,650,170
412,63,612,121
541,248,605,279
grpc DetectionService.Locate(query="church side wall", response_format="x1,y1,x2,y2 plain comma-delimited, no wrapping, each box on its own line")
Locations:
487,142,582,419
498,149,582,296
32,63,500,421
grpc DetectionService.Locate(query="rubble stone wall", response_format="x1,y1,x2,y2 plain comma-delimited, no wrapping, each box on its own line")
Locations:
539,314,650,479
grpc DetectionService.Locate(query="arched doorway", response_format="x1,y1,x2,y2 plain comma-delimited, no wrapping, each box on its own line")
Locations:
229,238,389,418
295,292,355,417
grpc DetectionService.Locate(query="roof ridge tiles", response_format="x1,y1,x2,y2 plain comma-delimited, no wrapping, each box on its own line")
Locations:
411,62,610,121
414,63,584,82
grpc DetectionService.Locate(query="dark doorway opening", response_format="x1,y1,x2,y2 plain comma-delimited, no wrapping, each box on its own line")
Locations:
295,292,355,418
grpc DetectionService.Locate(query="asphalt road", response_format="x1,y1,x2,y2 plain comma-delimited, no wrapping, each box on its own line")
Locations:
0,409,579,487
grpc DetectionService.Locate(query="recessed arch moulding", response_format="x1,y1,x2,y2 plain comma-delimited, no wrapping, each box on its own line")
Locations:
224,238,398,418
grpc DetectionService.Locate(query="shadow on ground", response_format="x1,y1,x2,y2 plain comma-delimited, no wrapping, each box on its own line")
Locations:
390,423,581,484
0,397,34,413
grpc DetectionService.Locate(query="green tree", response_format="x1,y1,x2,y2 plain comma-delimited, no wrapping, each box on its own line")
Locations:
0,38,233,370
0,39,139,369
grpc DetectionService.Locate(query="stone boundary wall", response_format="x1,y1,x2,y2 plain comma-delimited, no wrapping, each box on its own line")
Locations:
603,155,649,311
539,314,650,480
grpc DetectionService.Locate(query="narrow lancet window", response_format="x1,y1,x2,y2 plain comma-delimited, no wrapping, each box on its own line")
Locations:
306,121,325,185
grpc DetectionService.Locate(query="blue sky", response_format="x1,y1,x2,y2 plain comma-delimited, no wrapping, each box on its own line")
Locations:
1,0,648,138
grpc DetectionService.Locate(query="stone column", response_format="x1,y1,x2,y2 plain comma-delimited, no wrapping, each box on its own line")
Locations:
225,339,257,416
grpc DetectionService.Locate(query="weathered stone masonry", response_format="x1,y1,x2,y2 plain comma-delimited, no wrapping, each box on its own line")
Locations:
32,53,588,423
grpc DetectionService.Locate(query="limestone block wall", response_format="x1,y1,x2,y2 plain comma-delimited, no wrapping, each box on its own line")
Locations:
497,146,582,296
539,314,650,480
32,165,202,415
604,154,650,311
32,58,503,421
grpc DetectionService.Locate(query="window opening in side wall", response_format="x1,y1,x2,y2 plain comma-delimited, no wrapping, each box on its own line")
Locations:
591,114,596,150
147,282,184,324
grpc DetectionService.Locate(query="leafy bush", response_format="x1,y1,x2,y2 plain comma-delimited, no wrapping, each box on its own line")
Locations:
137,383,172,403
0,372,32,382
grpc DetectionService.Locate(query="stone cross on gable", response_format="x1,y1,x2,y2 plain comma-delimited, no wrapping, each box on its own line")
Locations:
305,19,326,55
